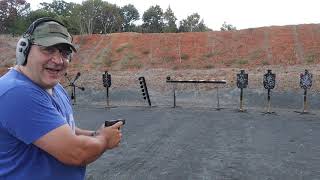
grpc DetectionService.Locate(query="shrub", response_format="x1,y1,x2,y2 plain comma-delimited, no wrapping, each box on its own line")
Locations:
142,49,150,55
261,60,269,65
204,64,214,69
162,56,176,63
116,43,131,53
237,59,248,65
181,54,189,60
305,52,319,64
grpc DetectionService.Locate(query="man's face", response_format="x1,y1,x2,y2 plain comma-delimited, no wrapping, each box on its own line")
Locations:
23,44,71,89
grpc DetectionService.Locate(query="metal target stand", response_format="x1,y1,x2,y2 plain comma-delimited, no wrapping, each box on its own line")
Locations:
261,70,277,115
64,72,85,105
138,76,152,107
215,86,221,110
102,71,117,109
166,76,227,109
294,69,314,115
236,70,248,112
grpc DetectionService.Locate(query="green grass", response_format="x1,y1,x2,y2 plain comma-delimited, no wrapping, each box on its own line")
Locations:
96,48,113,67
120,52,143,69
249,49,264,60
162,56,176,63
116,43,132,53
305,52,319,64
237,59,248,65
261,60,270,65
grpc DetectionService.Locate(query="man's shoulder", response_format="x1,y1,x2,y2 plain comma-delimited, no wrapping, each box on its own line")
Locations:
0,70,44,97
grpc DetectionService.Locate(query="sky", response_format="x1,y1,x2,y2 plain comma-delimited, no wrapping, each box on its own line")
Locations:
26,0,320,31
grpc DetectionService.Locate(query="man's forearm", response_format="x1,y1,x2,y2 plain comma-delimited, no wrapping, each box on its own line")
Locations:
34,125,108,166
75,127,95,136
74,135,108,165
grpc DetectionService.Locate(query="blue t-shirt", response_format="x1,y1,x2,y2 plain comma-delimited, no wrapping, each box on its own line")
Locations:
0,69,85,180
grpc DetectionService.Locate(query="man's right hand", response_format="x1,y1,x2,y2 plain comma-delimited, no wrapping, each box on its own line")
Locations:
99,121,123,149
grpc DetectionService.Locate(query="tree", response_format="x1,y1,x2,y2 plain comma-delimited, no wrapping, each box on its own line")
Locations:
39,0,78,34
96,2,122,34
163,6,177,33
120,4,139,32
26,9,56,23
220,21,237,31
178,13,209,32
77,0,103,34
142,5,163,33
40,0,73,17
69,3,85,34
0,0,30,34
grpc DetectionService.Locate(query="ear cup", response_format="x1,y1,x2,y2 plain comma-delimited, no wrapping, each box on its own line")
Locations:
16,37,31,65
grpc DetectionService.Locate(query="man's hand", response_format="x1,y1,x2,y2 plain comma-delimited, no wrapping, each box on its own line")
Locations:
98,121,123,149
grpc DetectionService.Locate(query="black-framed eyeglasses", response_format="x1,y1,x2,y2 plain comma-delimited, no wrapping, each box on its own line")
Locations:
33,43,72,61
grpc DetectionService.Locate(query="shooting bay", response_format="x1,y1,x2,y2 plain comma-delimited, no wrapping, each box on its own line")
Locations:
74,104,320,180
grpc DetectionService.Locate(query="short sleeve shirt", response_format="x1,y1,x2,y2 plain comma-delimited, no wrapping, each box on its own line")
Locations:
0,69,85,180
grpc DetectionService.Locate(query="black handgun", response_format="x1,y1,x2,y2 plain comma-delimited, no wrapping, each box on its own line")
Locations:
105,119,126,127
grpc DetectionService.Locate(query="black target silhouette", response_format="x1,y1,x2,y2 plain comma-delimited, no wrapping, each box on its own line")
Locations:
294,69,313,114
300,69,312,89
236,70,248,112
262,70,276,114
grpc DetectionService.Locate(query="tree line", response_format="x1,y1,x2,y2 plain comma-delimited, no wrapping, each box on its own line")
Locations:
0,0,237,36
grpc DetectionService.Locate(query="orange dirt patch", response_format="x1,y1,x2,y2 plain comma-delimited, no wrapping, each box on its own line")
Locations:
1,24,320,91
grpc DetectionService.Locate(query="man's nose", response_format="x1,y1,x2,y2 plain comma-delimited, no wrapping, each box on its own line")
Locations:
50,52,64,64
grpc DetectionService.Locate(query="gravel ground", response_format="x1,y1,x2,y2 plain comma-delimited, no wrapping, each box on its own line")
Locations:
73,104,320,180
67,65,320,180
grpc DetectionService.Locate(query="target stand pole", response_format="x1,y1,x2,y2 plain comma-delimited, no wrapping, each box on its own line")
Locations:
262,89,277,115
70,87,74,104
239,88,244,112
293,88,313,115
215,87,221,110
173,87,176,108
104,86,116,109
303,89,307,113
267,89,271,113
294,90,314,114
106,87,110,107
262,89,276,115
72,85,76,105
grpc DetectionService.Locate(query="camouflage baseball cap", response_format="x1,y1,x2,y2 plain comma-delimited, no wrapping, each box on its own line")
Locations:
31,21,77,52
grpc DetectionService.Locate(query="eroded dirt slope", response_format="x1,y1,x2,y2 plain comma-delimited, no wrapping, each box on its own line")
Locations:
1,24,320,91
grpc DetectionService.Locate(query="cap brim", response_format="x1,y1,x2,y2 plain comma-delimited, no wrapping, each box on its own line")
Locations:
33,36,77,52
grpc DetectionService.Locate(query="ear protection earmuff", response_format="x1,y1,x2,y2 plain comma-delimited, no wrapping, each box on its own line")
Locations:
16,17,67,66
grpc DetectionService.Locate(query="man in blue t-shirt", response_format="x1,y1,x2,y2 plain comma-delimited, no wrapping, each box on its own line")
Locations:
0,17,123,180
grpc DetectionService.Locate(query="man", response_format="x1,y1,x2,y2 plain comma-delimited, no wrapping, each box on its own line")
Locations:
0,18,123,179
